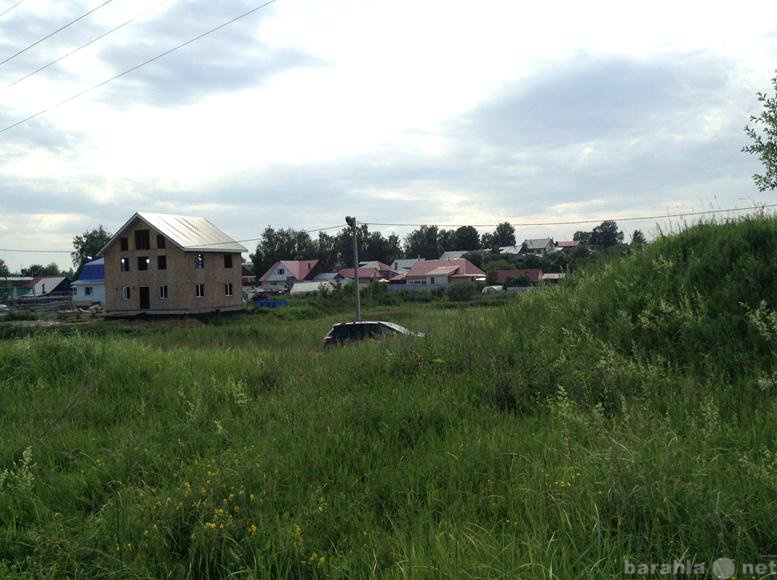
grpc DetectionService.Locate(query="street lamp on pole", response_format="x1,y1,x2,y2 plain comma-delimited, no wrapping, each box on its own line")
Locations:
345,216,361,321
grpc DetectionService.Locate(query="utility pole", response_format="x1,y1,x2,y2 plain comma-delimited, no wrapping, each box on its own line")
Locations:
345,216,361,321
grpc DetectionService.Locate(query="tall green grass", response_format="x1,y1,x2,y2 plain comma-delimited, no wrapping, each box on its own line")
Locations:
0,215,776,579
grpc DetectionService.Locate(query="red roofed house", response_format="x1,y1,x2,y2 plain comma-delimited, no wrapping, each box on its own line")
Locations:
496,269,543,285
338,262,395,284
394,258,485,291
259,260,323,291
555,240,580,254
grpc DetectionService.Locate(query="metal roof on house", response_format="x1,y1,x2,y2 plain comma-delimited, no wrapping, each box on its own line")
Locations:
32,277,69,295
99,212,248,255
73,258,105,286
555,240,580,248
313,272,342,281
439,250,470,260
338,266,383,279
290,281,335,295
392,258,423,270
426,265,459,276
406,259,485,278
358,261,393,270
522,238,554,250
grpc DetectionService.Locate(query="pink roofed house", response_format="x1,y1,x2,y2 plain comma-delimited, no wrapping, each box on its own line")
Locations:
259,260,323,291
496,268,543,285
395,258,485,290
338,262,396,284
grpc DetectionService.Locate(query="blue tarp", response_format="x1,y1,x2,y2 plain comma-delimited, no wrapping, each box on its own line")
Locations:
253,299,289,308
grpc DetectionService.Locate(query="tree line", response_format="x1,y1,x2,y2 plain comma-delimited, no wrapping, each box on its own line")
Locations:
250,220,646,276
0,220,647,281
249,222,521,275
0,226,112,279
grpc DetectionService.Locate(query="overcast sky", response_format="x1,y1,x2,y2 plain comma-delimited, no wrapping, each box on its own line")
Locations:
1,0,776,271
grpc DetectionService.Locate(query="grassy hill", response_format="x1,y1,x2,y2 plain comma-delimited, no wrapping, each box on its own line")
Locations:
1,215,776,579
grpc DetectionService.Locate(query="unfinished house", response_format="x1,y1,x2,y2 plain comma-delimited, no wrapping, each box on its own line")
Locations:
99,212,247,315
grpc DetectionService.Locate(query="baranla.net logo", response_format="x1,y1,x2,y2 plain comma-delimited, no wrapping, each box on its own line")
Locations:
624,557,762,578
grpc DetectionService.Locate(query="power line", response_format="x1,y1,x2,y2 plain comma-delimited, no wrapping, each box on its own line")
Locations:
0,0,27,19
0,0,278,135
0,224,343,254
0,248,72,253
6,0,173,89
364,203,777,229
0,0,116,68
227,224,343,248
0,203,772,255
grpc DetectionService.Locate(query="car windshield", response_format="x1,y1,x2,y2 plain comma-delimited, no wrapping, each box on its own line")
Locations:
379,321,410,334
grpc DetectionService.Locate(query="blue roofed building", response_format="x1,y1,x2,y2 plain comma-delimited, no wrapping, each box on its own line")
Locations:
72,258,105,307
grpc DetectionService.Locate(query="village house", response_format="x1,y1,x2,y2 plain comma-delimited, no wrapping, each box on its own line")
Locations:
31,276,72,297
496,268,543,285
290,280,337,296
542,272,566,284
99,212,247,315
338,262,395,284
241,262,256,286
391,258,485,291
519,238,556,255
259,260,322,291
312,271,344,285
440,249,491,260
391,258,423,272
0,277,33,300
555,240,581,255
439,250,470,260
71,258,105,307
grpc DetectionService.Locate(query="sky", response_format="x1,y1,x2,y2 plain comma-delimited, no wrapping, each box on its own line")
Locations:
0,0,776,272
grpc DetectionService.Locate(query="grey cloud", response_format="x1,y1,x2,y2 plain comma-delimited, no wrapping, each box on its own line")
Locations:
0,1,108,83
457,54,731,147
95,0,323,107
0,50,765,265
0,1,321,106
441,53,759,210
0,107,86,163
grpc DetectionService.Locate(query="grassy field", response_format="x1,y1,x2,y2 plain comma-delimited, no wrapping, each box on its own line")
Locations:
1,215,776,579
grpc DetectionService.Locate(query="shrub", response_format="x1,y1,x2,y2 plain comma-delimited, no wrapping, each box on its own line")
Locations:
503,274,532,288
396,290,436,302
446,280,477,301
485,260,515,284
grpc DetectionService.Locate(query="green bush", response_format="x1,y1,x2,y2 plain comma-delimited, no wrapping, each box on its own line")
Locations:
503,274,532,287
446,280,478,301
396,290,436,302
485,259,515,284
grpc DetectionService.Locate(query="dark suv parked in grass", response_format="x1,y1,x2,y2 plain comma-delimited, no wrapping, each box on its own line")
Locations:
322,321,424,346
